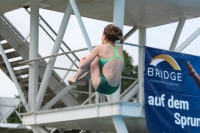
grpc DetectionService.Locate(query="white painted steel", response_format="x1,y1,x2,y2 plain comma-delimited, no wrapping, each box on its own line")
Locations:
32,126,40,133
42,85,73,110
15,110,22,122
22,102,144,125
37,126,49,133
50,128,57,133
113,0,125,30
2,1,200,28
123,27,138,41
112,116,128,133
107,0,125,103
81,93,95,105
0,43,30,112
175,26,200,52
29,3,39,112
138,28,146,104
0,17,77,107
120,84,139,102
62,59,77,84
69,0,93,52
169,17,186,50
36,2,72,110
89,79,92,104
0,97,20,123
22,102,146,132
95,92,99,103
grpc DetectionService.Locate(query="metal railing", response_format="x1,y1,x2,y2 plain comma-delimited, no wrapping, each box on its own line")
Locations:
2,8,142,109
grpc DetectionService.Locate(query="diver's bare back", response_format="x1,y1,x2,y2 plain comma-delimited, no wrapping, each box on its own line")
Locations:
98,44,124,86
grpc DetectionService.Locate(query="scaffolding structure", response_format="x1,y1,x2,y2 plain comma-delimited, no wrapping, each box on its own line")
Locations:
1,0,200,133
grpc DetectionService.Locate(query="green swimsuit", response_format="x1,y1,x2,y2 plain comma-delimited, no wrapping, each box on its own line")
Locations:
96,44,124,95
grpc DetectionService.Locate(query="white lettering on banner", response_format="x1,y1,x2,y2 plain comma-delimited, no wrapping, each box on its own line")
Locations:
148,94,165,107
147,67,182,81
146,94,198,129
174,113,200,128
168,96,189,110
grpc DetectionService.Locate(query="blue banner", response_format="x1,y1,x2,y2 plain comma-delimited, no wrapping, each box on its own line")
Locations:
145,47,200,133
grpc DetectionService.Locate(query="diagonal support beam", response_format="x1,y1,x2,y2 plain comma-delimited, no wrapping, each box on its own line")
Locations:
123,27,138,41
36,2,72,110
69,0,93,52
0,42,30,112
169,17,186,50
41,85,72,110
112,116,128,133
175,26,200,52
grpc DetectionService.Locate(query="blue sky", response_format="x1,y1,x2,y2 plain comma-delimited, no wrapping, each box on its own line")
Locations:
1,8,200,97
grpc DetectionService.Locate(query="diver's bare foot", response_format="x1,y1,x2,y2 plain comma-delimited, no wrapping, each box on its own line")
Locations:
68,76,77,85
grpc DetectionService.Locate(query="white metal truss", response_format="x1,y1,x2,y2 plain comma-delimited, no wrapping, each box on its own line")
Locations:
138,28,146,104
29,3,39,112
36,2,73,111
169,17,186,50
0,42,30,112
175,25,200,52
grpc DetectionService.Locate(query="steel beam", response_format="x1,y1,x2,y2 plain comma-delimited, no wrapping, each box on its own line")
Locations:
29,3,39,112
169,17,186,50
36,2,72,110
113,0,125,30
41,85,73,110
69,0,96,103
109,0,125,102
111,1,127,133
0,42,30,112
138,28,146,104
69,0,93,52
123,27,138,41
112,116,128,133
175,26,200,52
32,126,40,133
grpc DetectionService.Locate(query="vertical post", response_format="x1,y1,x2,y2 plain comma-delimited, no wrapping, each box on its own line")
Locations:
36,2,72,110
138,28,146,103
95,92,99,103
110,0,125,102
113,0,125,29
89,79,92,104
111,1,128,133
112,116,128,133
169,17,186,50
29,3,39,112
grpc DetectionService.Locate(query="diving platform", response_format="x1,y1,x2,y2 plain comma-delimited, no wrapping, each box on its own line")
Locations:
1,0,200,132
22,102,148,133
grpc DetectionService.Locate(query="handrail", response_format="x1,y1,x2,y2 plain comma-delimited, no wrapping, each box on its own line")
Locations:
0,14,77,102
24,8,80,68
120,80,138,100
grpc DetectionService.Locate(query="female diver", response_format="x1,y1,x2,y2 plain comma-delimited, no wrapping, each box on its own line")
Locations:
68,24,124,95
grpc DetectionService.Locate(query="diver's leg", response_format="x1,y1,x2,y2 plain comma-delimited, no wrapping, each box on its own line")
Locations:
68,67,89,85
90,57,100,90
68,57,90,85
76,71,91,86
